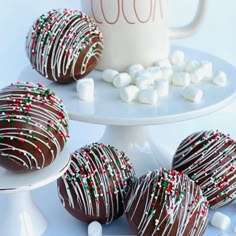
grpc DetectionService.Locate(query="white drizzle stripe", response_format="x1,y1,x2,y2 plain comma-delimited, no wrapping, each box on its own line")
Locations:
125,169,208,236
26,9,104,82
173,130,236,208
0,82,69,170
58,143,136,224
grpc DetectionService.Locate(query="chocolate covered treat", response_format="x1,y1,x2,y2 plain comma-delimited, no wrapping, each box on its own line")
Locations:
26,9,103,83
0,82,69,171
125,169,208,236
172,130,236,208
57,143,136,224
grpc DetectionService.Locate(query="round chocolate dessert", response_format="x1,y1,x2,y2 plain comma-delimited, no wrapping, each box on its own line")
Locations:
57,143,136,224
172,130,236,208
125,169,208,236
0,82,69,171
26,9,104,83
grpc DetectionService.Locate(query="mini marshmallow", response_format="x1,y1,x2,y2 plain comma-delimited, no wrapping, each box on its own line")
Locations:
128,64,144,81
135,76,153,89
210,212,231,231
172,72,190,87
134,69,154,85
128,64,144,74
120,85,139,103
154,80,169,96
161,67,173,80
185,60,201,72
153,59,172,68
113,73,132,88
212,71,227,86
172,65,185,73
88,221,103,236
200,61,213,78
170,50,185,66
146,66,162,80
76,78,94,101
190,68,205,83
138,89,158,105
102,69,119,83
183,86,203,102
135,69,152,79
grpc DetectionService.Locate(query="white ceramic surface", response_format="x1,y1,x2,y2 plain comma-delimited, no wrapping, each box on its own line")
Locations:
19,46,236,126
18,46,236,176
0,148,70,236
80,0,207,71
101,125,174,176
0,148,70,192
1,1,236,235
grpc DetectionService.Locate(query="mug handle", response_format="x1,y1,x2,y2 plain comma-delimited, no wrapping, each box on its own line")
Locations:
169,0,207,39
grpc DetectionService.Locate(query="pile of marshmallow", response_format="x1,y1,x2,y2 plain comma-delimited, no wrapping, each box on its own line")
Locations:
76,50,228,104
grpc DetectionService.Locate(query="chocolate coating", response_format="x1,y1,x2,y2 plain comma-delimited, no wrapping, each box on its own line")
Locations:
0,82,69,171
57,143,136,224
125,169,208,236
26,9,103,83
172,130,236,208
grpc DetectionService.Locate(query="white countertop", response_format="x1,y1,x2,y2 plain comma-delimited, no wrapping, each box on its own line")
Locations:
0,0,236,235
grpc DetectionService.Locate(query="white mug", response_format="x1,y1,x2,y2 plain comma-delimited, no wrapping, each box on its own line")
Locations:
81,0,207,71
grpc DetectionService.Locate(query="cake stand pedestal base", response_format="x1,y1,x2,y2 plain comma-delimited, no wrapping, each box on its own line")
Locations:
101,125,174,176
0,148,70,236
1,191,47,236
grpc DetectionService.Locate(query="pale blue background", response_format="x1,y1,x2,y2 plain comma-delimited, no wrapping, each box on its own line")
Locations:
0,1,236,235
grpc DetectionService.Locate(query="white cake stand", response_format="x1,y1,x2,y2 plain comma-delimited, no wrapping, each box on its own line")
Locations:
19,47,236,176
0,148,70,236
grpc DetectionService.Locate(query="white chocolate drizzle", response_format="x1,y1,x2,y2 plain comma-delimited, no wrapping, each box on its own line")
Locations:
125,169,208,236
0,82,69,170
173,130,236,208
26,9,104,82
58,143,136,224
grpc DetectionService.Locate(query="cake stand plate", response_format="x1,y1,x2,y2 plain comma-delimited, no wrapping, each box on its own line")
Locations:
19,47,236,176
0,148,70,236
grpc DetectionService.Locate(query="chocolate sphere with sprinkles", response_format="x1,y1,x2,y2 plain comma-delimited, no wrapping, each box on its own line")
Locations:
57,143,136,224
125,169,209,236
26,9,104,83
172,130,236,208
0,82,69,171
